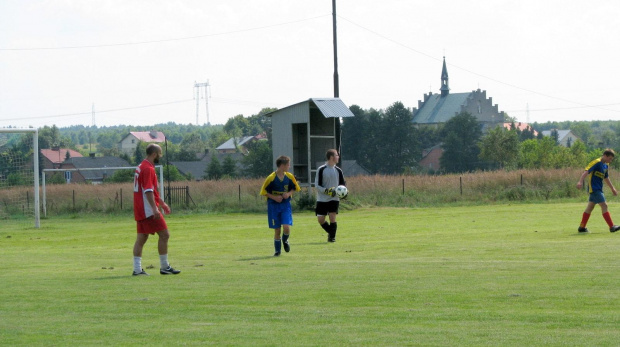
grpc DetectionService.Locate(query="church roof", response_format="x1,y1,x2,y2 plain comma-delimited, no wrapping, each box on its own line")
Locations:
412,92,471,124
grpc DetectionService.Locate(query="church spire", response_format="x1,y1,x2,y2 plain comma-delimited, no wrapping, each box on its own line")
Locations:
440,56,450,97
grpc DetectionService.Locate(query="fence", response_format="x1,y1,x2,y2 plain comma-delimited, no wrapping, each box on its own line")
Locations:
28,168,601,216
165,186,195,207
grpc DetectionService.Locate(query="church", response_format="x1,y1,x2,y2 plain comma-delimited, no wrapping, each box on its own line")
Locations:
412,57,506,131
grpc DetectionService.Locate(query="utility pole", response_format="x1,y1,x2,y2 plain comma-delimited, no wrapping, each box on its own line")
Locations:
332,0,339,98
92,103,95,126
194,80,211,125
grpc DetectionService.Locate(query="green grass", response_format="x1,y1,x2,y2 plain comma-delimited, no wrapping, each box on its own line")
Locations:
2,203,620,346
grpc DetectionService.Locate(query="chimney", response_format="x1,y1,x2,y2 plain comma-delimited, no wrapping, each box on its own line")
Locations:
150,130,157,139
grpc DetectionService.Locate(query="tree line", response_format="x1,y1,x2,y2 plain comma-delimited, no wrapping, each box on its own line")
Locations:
341,102,620,174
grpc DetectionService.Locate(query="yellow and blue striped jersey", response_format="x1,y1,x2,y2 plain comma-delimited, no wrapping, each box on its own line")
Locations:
585,158,608,193
260,171,301,203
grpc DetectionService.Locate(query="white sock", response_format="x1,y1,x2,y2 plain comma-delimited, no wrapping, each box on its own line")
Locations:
159,254,169,269
133,256,142,273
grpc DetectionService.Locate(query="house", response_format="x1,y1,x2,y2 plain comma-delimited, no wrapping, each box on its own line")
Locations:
412,57,506,131
503,122,538,137
542,129,580,147
118,131,166,155
215,134,265,154
171,152,245,181
418,144,444,171
62,155,132,184
40,148,84,169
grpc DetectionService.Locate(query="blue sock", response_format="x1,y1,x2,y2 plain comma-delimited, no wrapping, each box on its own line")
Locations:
282,233,289,243
274,239,282,253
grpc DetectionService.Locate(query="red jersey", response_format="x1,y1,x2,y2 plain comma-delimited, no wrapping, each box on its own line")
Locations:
133,159,160,221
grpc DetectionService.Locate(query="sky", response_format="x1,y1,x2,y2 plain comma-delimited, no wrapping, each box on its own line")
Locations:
1,0,620,129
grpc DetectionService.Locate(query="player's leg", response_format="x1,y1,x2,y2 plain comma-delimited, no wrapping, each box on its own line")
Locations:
269,205,282,256
133,232,149,275
282,225,291,252
281,203,293,252
145,214,180,275
327,201,340,242
274,227,282,256
156,229,179,274
316,202,331,236
598,201,620,232
579,200,597,232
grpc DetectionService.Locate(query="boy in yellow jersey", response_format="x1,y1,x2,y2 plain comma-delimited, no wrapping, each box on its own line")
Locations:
260,156,301,256
576,149,620,233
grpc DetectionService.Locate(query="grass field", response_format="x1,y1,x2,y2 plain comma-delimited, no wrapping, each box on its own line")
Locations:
3,203,620,346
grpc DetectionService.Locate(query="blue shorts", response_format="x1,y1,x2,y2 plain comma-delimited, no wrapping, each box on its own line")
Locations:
267,202,293,229
589,191,606,204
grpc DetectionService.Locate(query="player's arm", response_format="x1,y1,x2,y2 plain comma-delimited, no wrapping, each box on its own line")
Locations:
577,170,588,189
266,192,283,203
157,196,171,214
282,173,301,199
144,191,161,219
604,177,618,196
315,167,335,197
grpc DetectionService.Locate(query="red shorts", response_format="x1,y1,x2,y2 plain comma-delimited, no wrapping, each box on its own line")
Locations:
136,215,168,234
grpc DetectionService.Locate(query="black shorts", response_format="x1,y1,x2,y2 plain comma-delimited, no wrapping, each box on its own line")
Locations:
315,200,339,216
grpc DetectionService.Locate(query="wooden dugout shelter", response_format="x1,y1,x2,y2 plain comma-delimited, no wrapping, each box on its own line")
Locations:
264,98,355,185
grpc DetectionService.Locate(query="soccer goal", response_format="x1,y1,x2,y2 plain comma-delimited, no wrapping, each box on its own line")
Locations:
0,128,40,228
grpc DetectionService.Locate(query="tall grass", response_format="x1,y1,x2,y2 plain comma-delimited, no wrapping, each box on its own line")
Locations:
27,168,611,215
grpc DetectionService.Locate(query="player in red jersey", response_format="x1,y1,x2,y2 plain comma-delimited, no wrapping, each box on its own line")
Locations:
132,143,180,276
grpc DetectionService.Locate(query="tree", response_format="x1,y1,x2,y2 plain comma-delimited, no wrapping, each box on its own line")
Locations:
377,101,420,174
106,169,135,183
221,155,237,178
134,141,146,165
163,164,186,181
205,155,222,180
341,105,369,164
479,126,520,169
550,129,560,144
224,115,252,137
242,140,273,178
440,112,482,173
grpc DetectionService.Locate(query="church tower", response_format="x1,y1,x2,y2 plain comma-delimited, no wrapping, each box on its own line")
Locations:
440,56,450,97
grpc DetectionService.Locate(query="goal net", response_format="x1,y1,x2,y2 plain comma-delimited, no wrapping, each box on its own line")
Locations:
0,129,40,228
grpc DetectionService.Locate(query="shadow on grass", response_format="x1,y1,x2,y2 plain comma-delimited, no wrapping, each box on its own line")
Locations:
91,275,136,280
236,255,276,261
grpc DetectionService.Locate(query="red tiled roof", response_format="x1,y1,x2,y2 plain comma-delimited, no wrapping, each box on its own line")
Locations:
129,131,166,143
40,148,83,164
503,122,538,136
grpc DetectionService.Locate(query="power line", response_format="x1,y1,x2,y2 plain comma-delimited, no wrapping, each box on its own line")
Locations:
0,15,329,51
506,102,620,114
1,99,193,122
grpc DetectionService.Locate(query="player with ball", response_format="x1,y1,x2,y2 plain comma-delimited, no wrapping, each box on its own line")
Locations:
315,149,347,242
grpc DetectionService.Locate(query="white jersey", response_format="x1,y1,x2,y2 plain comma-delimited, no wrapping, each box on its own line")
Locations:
315,163,346,202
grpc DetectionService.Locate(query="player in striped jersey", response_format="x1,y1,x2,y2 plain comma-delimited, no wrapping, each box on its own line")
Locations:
260,155,301,256
576,148,620,233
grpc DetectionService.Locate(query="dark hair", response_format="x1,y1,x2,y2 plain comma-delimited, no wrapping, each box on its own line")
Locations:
276,155,290,167
326,149,338,160
604,148,616,157
146,144,161,156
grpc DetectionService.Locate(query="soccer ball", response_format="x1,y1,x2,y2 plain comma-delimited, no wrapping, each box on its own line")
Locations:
335,185,348,198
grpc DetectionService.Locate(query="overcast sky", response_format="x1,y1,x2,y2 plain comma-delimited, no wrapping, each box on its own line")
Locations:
1,0,619,129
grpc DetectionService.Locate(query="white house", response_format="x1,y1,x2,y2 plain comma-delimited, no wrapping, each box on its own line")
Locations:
118,131,166,155
541,129,580,147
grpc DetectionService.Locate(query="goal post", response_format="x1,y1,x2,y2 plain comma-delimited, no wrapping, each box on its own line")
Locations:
42,165,163,217
0,128,40,228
